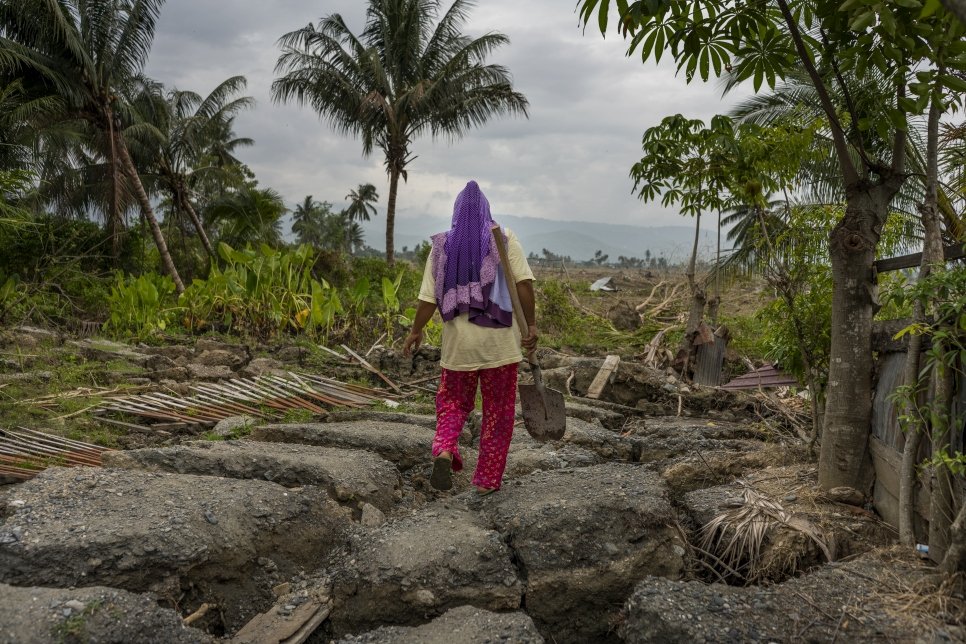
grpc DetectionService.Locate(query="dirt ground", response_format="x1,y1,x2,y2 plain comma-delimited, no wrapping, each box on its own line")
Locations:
0,328,963,643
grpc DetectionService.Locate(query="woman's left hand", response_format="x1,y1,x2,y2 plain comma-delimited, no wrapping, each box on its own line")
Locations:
403,329,424,356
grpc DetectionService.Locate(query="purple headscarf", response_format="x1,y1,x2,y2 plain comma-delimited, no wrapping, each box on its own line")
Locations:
431,181,513,328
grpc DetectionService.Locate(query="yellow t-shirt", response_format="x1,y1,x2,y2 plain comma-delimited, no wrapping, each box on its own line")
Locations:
418,228,535,371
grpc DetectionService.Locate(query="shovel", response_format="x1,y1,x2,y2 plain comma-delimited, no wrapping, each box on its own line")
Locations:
490,225,567,441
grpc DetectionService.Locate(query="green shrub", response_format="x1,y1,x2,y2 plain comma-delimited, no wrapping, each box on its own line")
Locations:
105,273,178,338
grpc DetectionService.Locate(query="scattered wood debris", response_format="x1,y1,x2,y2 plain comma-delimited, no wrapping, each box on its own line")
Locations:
99,373,397,427
0,426,112,481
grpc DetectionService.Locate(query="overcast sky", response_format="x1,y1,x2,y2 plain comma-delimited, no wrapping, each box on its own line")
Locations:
145,0,748,230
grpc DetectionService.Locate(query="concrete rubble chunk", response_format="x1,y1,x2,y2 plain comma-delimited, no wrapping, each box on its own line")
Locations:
103,441,401,512
0,467,351,631
635,417,768,462
252,422,434,471
481,464,686,643
560,416,647,462
504,444,602,479
619,556,949,643
323,505,523,637
0,582,211,644
335,606,544,643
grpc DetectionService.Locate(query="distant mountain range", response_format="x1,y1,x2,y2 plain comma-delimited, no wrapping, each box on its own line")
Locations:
360,214,723,263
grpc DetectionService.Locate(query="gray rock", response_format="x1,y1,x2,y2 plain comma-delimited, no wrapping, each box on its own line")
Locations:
240,357,286,378
360,503,387,528
186,363,234,381
138,344,193,362
194,338,248,358
0,583,211,643
0,371,52,384
69,339,149,365
103,441,401,512
0,467,350,630
149,367,190,382
212,415,259,438
275,345,305,363
193,349,246,368
324,505,522,637
253,421,434,471
481,464,686,643
336,605,544,643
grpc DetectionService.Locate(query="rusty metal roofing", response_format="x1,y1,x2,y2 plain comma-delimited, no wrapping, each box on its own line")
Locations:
720,364,799,391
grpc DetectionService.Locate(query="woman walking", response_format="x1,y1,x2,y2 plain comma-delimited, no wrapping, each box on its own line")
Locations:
402,180,537,495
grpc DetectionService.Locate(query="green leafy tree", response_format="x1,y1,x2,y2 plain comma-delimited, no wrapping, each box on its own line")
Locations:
272,0,529,265
580,0,966,491
0,0,185,290
631,114,731,372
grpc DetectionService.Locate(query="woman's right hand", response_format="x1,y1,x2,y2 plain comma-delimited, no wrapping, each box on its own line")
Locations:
522,325,538,352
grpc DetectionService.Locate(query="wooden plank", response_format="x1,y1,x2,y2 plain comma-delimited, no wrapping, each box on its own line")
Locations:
231,598,330,644
874,242,965,273
693,335,728,387
586,355,620,400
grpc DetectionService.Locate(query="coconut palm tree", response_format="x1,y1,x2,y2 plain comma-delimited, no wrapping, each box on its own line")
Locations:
344,183,379,222
273,0,529,264
205,185,286,250
132,76,255,260
291,195,328,247
0,0,185,290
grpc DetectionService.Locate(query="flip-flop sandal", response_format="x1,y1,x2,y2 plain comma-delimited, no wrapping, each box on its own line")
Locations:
476,487,497,496
430,456,453,491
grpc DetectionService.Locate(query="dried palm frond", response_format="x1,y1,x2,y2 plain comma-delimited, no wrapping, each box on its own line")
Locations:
699,486,833,584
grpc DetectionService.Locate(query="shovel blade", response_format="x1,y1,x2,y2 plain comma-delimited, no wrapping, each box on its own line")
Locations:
518,383,566,441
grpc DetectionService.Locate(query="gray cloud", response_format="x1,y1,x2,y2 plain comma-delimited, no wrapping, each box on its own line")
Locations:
145,0,750,238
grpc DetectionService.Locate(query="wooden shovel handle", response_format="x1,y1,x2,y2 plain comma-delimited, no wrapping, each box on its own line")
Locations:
490,224,535,363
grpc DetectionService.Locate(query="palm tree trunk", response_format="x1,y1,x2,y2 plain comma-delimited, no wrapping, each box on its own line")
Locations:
899,95,946,546
385,166,400,266
108,110,124,262
115,134,185,293
179,188,215,261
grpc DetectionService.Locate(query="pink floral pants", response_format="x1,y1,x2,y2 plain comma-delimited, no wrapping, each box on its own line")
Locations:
432,363,518,490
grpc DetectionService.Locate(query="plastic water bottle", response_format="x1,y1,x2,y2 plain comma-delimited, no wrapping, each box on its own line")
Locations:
916,544,929,558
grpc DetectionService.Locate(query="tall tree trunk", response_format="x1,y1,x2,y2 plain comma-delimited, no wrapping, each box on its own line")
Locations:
115,135,185,293
929,364,956,562
107,108,124,262
677,209,706,377
818,188,888,492
899,96,946,546
942,492,966,573
385,166,400,266
179,187,215,261
707,208,722,325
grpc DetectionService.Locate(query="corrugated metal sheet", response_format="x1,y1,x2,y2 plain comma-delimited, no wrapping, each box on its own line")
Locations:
720,364,798,391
